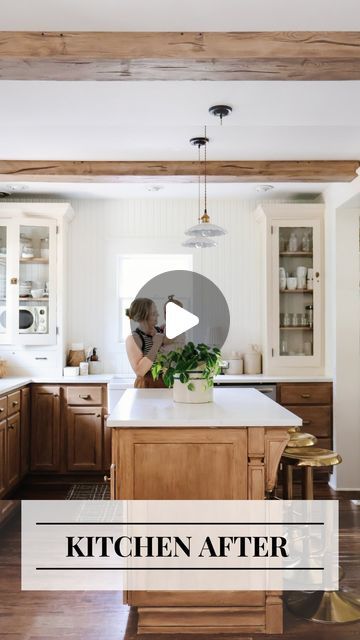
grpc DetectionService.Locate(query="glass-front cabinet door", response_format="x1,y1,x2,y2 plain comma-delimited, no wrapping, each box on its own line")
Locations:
271,219,322,368
0,218,57,345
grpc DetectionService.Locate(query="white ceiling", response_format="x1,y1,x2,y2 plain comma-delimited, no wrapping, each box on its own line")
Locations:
1,0,360,30
1,82,360,160
1,1,360,199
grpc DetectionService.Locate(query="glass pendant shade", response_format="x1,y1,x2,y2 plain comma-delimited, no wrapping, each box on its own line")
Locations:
185,221,227,237
182,236,217,249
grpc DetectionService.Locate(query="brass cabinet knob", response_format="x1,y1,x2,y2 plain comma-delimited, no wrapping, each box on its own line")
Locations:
12,400,19,406
301,393,311,399
8,424,15,430
0,408,4,412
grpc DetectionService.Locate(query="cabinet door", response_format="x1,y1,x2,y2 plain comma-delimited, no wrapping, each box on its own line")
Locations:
67,406,102,471
0,221,17,345
21,386,31,477
7,413,20,489
16,220,57,346
271,219,322,369
0,418,6,497
31,386,60,471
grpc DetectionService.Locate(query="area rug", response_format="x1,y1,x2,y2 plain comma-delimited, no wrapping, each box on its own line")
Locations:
66,483,110,500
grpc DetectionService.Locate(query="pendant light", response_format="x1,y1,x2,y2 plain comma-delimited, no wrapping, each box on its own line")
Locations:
184,128,227,240
183,136,218,248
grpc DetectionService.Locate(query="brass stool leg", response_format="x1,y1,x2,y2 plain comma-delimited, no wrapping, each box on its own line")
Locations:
302,466,313,500
282,463,293,499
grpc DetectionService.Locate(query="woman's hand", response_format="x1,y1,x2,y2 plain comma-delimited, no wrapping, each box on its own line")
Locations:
152,332,164,348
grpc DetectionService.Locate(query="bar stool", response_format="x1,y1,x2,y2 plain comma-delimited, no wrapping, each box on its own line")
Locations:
282,447,342,500
283,447,360,623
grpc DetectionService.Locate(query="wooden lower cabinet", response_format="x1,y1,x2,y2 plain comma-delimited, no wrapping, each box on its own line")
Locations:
112,426,288,635
31,386,61,471
7,413,20,489
20,386,30,477
277,382,333,479
0,419,6,497
67,406,102,471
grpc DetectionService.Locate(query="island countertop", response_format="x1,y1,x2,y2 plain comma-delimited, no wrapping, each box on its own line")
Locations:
107,387,302,428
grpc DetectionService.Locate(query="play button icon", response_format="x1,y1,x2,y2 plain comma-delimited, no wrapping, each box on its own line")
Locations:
130,270,230,349
165,302,199,339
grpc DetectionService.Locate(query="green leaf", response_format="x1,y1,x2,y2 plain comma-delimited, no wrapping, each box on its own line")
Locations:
187,382,195,391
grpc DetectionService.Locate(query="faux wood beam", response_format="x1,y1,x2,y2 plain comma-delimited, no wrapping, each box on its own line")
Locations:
1,31,360,80
0,160,358,183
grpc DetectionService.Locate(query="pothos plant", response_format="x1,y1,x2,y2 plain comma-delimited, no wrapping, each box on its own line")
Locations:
151,342,222,391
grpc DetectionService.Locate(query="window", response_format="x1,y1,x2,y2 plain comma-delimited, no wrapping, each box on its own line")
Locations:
117,253,193,342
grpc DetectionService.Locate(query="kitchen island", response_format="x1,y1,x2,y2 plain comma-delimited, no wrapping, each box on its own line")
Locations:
107,387,302,635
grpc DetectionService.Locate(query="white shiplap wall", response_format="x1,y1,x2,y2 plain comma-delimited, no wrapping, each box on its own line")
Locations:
66,198,264,372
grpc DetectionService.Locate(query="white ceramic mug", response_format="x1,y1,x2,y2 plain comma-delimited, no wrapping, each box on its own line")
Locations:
297,275,306,289
286,277,297,290
296,266,307,277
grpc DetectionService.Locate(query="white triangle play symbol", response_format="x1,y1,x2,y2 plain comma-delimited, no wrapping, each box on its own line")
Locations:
165,302,199,340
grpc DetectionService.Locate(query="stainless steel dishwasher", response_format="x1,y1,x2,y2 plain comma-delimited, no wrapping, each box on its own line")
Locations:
214,381,277,401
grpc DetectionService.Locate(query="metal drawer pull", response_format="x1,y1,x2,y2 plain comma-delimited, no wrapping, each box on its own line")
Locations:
104,414,110,420
0,408,4,412
12,400,19,406
300,393,311,399
260,388,274,393
35,357,48,360
303,420,311,425
8,424,15,430
79,394,91,400
104,475,110,482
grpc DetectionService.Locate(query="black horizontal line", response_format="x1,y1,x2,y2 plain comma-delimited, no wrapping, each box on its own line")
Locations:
35,522,325,526
36,567,324,571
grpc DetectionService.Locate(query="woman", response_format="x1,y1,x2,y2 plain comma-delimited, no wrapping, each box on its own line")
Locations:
125,297,166,388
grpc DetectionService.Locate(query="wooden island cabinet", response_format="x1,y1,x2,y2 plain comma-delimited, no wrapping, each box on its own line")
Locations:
108,388,301,636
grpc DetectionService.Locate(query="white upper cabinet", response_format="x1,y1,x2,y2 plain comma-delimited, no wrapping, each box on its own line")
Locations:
255,204,324,375
0,203,73,347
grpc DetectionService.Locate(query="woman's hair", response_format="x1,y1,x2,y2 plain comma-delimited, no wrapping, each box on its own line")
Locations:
126,298,154,322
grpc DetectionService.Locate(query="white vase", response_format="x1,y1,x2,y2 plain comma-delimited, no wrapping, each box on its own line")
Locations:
173,377,213,403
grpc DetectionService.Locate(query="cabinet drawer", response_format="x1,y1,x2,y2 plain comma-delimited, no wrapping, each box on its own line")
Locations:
7,391,21,416
279,383,332,405
0,396,7,419
66,385,103,406
284,405,332,437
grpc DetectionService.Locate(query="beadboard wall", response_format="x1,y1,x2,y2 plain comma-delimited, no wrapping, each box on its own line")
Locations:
67,198,264,373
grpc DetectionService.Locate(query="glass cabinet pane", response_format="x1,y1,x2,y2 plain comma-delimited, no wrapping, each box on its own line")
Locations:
18,224,50,336
278,226,314,358
0,226,6,333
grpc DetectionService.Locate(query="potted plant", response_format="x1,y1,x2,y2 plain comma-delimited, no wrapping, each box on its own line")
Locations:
151,342,222,403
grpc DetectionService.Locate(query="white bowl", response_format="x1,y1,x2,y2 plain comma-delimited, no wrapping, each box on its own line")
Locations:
31,289,44,298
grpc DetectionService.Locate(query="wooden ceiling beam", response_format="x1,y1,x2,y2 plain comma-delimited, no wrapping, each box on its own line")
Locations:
0,160,358,183
1,31,360,80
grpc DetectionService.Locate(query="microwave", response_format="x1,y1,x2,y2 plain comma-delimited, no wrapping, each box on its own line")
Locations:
0,305,48,334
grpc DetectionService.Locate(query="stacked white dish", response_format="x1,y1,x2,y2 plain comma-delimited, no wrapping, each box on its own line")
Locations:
19,281,32,297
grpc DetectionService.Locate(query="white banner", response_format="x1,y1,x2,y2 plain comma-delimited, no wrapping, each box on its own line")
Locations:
21,500,338,591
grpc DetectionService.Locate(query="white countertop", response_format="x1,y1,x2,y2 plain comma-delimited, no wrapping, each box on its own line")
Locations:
214,374,332,383
0,374,113,396
107,388,303,428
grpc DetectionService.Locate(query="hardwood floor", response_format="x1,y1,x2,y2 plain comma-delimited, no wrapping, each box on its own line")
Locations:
1,484,359,639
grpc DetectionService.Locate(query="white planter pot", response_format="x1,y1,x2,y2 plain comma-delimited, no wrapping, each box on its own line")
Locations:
173,377,213,403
